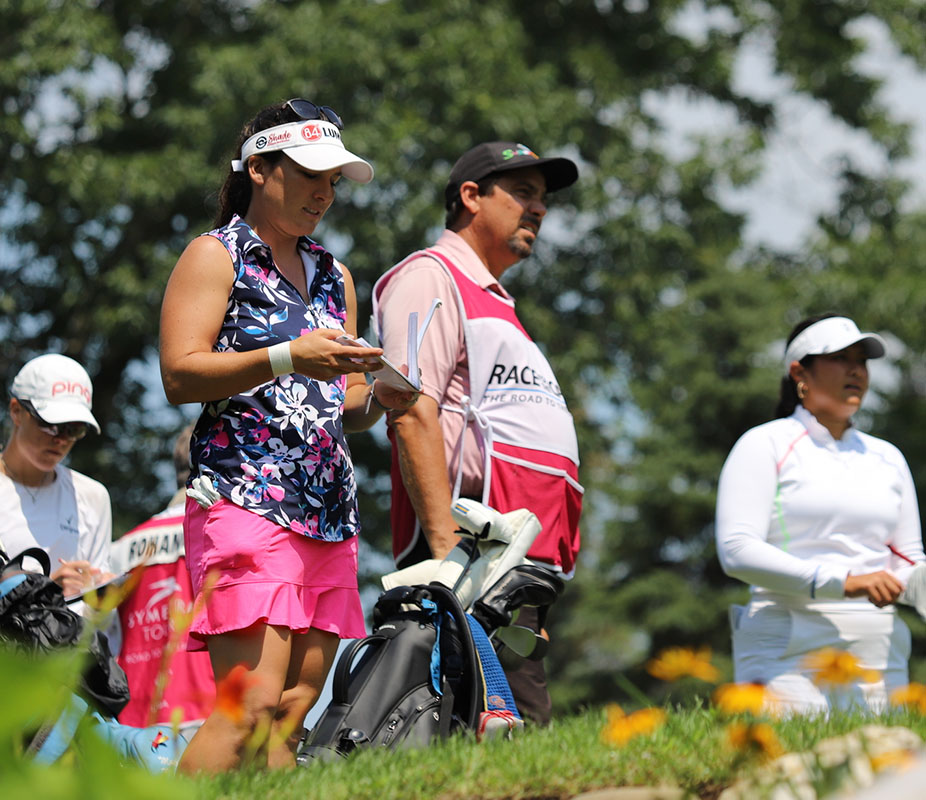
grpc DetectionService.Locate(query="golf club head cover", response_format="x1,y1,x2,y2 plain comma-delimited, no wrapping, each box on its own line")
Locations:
380,558,444,591
472,564,564,632
451,498,506,541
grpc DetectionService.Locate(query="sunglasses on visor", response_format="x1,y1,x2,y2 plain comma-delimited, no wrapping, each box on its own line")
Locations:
285,98,344,130
15,398,90,440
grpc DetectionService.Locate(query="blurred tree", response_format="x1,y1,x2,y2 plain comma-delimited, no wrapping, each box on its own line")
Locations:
2,0,926,711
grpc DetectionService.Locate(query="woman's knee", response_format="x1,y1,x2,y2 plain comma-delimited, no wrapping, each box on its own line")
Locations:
276,682,321,723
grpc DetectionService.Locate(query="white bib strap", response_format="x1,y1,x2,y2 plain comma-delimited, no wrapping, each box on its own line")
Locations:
439,395,493,504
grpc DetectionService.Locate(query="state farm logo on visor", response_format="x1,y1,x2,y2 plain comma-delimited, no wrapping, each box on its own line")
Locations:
301,122,341,142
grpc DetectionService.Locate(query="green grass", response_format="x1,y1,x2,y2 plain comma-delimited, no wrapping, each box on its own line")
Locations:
6,641,924,800
180,705,926,800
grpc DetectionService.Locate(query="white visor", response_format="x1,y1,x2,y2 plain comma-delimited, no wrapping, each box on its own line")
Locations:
231,120,373,183
784,317,886,374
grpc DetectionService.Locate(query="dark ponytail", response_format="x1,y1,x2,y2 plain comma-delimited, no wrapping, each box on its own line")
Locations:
213,101,302,228
774,312,841,418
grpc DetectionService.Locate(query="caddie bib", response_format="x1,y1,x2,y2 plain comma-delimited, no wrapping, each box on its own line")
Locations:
111,509,215,727
375,248,583,573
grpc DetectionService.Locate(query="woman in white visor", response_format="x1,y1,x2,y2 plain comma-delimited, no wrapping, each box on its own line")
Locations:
160,100,417,772
716,313,925,713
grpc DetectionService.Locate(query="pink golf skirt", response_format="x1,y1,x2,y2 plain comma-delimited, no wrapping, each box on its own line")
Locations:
183,497,367,651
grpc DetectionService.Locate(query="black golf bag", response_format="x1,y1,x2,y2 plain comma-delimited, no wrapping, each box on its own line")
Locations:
2,547,190,770
297,582,485,762
297,564,564,764
0,547,129,717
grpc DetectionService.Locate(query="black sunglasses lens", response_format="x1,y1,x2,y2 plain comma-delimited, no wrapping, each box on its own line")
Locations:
286,98,343,129
319,105,343,129
20,399,89,439
62,422,89,440
287,99,319,119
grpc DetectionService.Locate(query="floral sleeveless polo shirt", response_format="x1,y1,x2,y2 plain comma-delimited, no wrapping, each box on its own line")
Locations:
189,215,359,542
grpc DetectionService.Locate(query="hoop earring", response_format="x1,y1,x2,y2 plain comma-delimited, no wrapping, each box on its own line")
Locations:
797,381,808,401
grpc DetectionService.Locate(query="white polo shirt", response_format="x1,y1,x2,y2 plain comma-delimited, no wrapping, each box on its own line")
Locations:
0,466,112,586
716,405,924,601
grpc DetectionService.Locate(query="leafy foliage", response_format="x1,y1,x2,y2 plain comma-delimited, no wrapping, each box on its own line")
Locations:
0,646,191,799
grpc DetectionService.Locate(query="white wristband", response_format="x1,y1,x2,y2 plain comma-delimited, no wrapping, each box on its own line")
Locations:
267,341,294,377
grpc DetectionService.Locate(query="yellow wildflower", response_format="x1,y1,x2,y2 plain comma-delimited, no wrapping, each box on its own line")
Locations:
725,721,784,761
645,646,720,682
601,704,667,746
713,682,768,716
890,683,926,713
803,647,880,686
870,749,916,774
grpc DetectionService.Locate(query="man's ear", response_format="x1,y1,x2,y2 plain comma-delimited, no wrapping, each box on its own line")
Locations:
459,181,482,215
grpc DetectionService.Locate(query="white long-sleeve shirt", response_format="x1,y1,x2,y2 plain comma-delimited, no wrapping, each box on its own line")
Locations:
716,405,924,601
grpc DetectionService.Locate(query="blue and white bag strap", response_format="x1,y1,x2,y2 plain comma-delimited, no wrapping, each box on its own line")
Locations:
466,615,521,721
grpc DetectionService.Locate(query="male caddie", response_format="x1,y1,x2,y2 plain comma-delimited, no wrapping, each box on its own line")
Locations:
373,141,583,724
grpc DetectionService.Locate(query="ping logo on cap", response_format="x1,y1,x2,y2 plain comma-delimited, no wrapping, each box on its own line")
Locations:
52,380,91,403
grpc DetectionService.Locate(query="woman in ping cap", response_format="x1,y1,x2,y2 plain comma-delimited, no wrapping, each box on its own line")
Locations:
160,100,417,772
715,313,925,713
0,353,112,605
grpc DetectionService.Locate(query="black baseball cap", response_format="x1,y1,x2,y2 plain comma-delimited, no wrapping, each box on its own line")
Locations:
444,141,578,208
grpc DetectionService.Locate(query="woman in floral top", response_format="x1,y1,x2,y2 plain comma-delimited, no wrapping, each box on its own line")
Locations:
159,100,418,772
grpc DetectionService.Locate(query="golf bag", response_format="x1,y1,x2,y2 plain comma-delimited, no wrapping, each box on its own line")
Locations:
0,547,129,717
297,581,515,763
1,547,188,771
297,499,566,764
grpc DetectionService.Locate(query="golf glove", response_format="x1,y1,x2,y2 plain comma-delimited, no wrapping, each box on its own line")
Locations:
187,475,220,509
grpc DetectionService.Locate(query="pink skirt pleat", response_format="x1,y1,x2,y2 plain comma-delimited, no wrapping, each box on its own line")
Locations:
183,497,367,650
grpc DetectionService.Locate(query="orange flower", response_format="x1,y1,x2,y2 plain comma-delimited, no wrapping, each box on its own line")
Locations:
215,664,259,723
645,646,720,682
601,704,667,746
725,721,784,761
713,682,768,716
871,749,916,774
890,683,926,713
803,647,880,686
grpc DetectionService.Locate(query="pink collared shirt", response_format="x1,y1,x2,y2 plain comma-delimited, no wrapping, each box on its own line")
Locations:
376,230,513,497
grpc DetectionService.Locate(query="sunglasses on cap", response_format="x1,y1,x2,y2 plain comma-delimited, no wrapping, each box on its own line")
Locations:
15,398,90,441
285,98,343,130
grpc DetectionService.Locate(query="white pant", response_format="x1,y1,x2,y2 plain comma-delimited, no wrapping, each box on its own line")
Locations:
730,597,911,714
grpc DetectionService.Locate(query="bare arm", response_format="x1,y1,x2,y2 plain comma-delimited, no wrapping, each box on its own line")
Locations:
159,237,382,405
390,395,460,560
